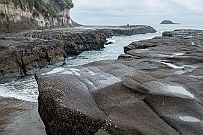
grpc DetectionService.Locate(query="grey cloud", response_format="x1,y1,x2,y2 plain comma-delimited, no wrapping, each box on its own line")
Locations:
72,0,203,14
71,0,203,25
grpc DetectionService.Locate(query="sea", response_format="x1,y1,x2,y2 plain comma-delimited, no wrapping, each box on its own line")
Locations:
0,24,203,103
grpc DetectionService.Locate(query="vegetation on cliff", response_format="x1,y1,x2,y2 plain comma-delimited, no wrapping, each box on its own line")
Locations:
0,0,74,33
0,0,73,16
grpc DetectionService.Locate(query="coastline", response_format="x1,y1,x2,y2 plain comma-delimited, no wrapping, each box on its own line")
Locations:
37,29,203,135
0,25,156,82
0,25,156,135
1,27,202,135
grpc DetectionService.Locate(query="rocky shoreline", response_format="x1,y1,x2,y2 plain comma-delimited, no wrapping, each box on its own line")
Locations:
0,25,156,82
37,29,203,135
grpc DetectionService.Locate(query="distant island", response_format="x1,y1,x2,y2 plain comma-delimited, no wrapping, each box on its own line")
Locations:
160,20,179,24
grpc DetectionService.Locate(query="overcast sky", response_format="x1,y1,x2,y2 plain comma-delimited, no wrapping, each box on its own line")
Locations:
71,0,203,25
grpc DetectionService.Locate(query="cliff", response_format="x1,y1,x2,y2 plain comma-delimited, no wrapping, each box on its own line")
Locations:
0,0,75,33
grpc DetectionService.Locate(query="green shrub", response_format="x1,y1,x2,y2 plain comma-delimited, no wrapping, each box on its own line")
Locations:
9,0,73,16
11,0,56,16
64,0,73,8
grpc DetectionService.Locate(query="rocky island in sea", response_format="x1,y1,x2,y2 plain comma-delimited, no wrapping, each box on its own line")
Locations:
160,20,178,24
0,0,203,135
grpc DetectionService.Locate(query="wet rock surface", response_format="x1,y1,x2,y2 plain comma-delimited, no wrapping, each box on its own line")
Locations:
0,25,156,82
37,29,203,135
0,97,45,135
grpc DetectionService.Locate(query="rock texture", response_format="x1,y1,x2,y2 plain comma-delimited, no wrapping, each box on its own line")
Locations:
0,25,156,81
37,29,203,135
0,0,75,33
160,20,177,24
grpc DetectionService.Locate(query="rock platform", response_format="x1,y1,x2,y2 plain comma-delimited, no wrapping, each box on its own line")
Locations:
0,25,156,81
37,29,203,135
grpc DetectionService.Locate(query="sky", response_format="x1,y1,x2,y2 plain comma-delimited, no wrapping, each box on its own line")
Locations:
70,0,203,25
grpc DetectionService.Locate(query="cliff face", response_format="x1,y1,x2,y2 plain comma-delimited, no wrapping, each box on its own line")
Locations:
0,0,75,33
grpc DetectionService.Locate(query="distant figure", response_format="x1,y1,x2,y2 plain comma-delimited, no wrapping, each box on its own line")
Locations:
126,23,131,29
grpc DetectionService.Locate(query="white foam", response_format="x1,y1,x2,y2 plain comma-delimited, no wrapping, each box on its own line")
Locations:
70,68,81,76
45,67,65,75
147,81,195,99
192,42,195,45
160,61,184,69
61,70,74,75
145,37,153,40
176,53,184,56
70,68,81,72
85,79,97,89
134,49,149,53
171,52,185,57
156,54,172,57
61,68,81,76
107,39,116,43
166,85,194,98
179,116,200,122
0,77,38,102
86,80,94,86
87,70,96,75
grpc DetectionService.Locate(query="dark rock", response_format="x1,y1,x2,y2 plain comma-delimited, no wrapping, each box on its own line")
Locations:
105,41,113,45
118,54,133,59
0,25,156,81
98,25,156,36
37,67,180,135
37,29,203,135
162,29,203,37
0,30,106,79
160,20,177,24
37,74,106,135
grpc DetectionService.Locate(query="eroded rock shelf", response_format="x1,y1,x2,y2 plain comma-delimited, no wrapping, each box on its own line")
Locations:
37,29,203,135
0,25,156,81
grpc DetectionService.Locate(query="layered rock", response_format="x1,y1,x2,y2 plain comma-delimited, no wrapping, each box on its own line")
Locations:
37,29,203,135
0,25,156,81
0,30,106,79
0,0,75,33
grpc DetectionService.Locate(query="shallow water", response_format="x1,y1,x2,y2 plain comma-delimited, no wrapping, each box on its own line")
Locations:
179,116,200,122
159,61,185,69
146,81,195,99
166,85,195,99
0,24,203,102
0,76,38,102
